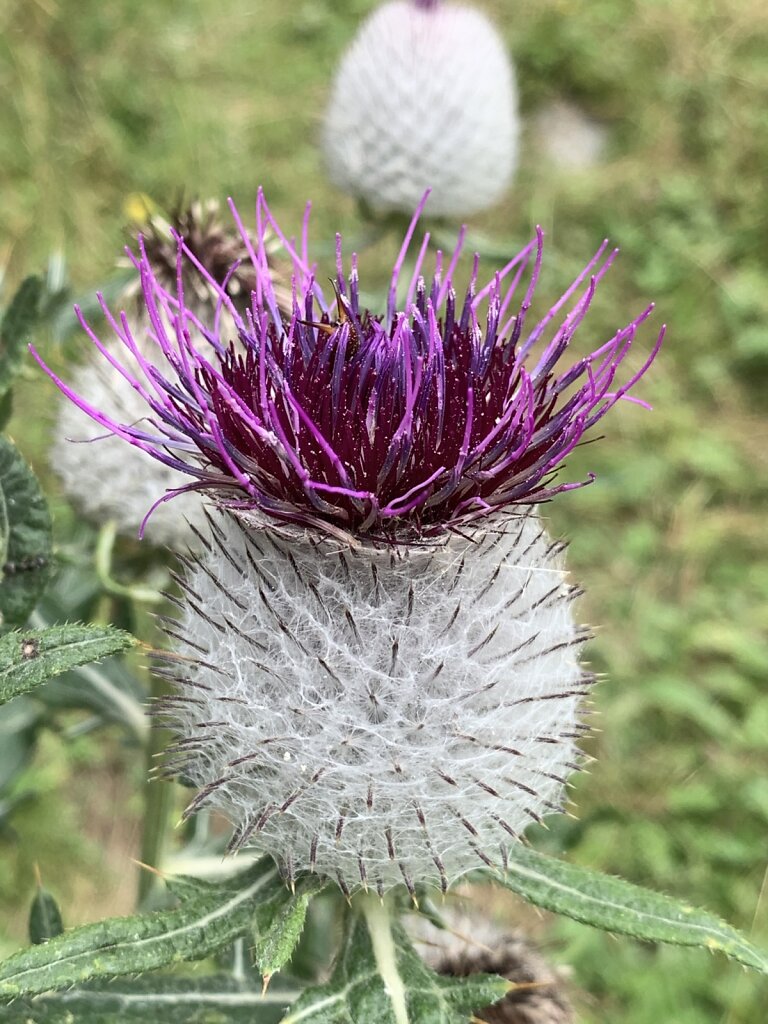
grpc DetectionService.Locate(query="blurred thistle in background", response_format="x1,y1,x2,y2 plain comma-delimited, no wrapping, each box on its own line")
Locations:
409,905,574,1023
52,198,289,546
322,0,518,217
39,191,662,894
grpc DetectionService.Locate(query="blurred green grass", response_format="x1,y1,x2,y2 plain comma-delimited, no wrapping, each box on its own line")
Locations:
1,0,767,1020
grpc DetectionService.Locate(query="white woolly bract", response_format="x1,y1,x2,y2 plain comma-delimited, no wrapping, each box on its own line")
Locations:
53,340,206,547
160,510,591,893
322,1,518,217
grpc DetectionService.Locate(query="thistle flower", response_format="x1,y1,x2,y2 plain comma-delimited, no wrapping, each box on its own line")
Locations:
52,199,287,546
322,0,518,217
37,190,663,893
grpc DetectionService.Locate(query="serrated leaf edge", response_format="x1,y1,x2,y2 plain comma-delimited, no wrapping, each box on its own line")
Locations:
493,849,768,974
0,866,281,996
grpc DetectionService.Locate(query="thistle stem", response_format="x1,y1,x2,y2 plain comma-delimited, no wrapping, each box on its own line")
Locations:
137,672,174,907
95,519,163,604
359,894,410,1024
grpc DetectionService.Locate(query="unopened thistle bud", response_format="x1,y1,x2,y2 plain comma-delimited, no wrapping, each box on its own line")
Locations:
37,190,663,894
322,1,518,217
52,199,287,546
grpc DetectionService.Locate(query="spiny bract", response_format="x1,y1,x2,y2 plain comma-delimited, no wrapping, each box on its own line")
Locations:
158,510,589,893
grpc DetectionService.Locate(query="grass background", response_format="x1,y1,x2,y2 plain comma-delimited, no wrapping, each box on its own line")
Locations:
1,0,767,1020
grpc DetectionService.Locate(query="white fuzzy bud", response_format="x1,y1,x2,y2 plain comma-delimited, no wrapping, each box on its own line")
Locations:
159,509,590,894
322,1,518,217
53,337,206,546
533,100,607,171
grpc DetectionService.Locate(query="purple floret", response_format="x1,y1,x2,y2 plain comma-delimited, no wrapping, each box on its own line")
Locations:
35,189,664,541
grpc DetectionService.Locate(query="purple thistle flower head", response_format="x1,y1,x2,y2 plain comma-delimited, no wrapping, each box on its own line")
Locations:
37,190,663,543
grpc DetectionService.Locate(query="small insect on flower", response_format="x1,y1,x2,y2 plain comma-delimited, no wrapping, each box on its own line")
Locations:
36,190,664,894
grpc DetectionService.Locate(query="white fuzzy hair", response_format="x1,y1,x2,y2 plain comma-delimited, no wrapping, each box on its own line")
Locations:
53,338,207,548
322,1,518,217
158,509,591,894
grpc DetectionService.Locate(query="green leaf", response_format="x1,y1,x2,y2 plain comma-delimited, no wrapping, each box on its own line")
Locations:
0,389,12,431
29,887,64,945
491,845,768,974
281,899,508,1024
0,276,42,398
0,697,42,792
0,438,52,627
0,624,136,706
0,974,299,1024
253,877,326,984
0,859,285,999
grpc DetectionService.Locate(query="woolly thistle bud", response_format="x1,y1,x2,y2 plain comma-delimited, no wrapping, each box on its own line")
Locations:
53,347,209,546
37,190,663,893
52,199,288,546
158,509,589,894
322,1,518,217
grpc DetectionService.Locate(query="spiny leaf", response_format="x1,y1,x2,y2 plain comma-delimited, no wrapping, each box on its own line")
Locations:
0,625,136,706
281,901,508,1024
253,877,326,985
29,885,64,945
0,859,285,998
491,845,768,974
0,438,52,627
0,276,42,398
0,973,299,1024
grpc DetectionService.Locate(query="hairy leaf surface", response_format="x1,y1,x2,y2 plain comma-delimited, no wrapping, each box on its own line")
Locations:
281,905,508,1024
0,625,136,706
0,974,299,1024
0,860,284,998
253,876,326,983
0,438,52,627
493,845,768,974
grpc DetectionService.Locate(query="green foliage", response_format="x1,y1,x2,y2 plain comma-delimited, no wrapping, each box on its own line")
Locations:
0,696,43,798
0,277,42,400
252,876,327,983
0,625,136,707
0,391,12,432
28,886,64,946
0,438,52,628
0,859,284,999
492,846,767,974
1,974,296,1024
283,901,508,1024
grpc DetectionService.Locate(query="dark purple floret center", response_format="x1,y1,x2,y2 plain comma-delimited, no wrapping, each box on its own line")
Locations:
36,193,663,541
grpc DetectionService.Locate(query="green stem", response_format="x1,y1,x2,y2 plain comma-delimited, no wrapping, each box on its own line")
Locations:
95,520,163,605
358,894,410,1024
137,671,175,907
